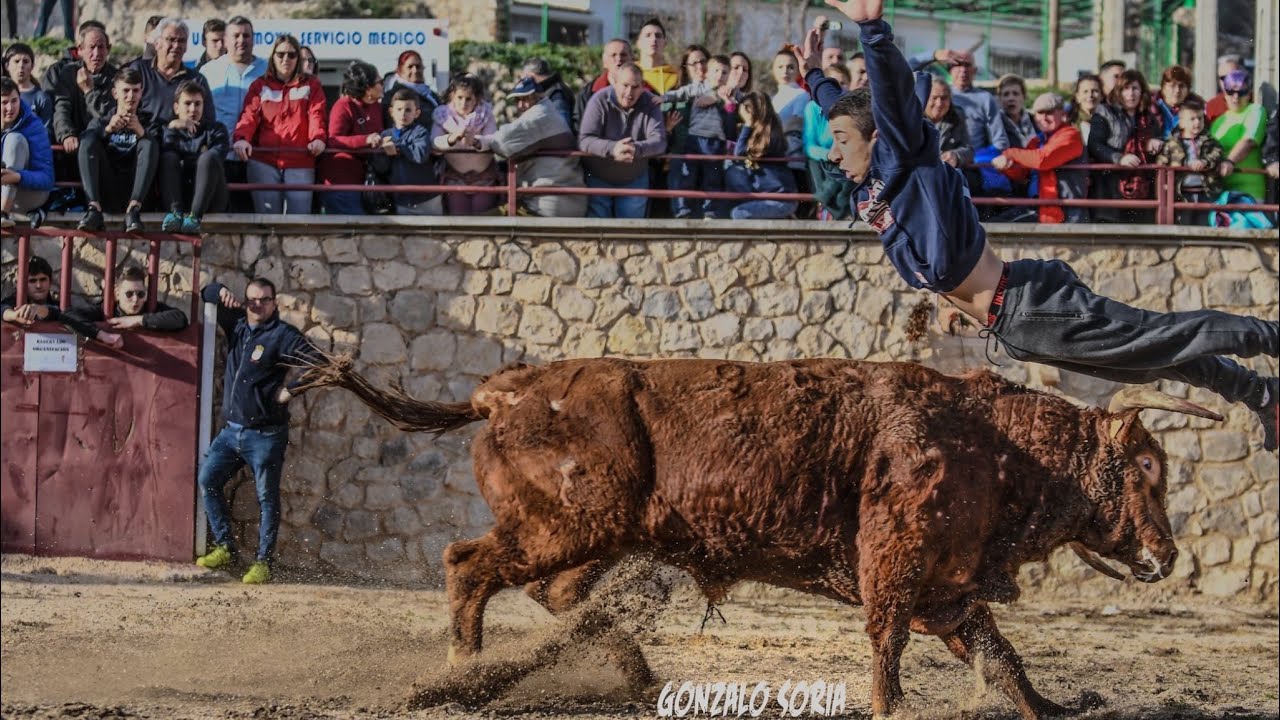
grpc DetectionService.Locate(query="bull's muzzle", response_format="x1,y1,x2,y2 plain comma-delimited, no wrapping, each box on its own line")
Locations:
1132,545,1177,583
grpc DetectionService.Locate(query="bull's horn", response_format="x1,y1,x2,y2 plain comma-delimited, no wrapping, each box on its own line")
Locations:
1069,542,1127,581
1107,388,1224,422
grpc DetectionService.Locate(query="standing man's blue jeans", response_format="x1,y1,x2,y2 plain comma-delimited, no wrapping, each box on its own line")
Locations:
731,199,798,220
198,422,288,563
586,172,649,219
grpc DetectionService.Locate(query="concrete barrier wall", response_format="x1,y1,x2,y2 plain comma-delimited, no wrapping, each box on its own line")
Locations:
3,218,1276,600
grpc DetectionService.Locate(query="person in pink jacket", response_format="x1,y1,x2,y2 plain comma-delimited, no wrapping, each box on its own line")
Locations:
232,34,327,214
430,74,498,215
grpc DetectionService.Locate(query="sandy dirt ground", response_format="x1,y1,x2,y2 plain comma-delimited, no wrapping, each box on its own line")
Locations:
2,554,1277,720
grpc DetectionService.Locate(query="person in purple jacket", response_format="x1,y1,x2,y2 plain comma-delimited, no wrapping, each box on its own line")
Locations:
807,0,1277,451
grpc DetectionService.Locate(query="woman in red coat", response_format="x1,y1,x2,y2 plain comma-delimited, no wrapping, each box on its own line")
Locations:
232,34,327,214
319,61,384,215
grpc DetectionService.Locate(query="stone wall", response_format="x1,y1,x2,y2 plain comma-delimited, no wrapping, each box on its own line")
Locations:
3,218,1276,600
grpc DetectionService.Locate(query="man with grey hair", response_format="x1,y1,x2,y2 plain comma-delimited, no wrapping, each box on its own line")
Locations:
521,56,575,132
128,17,215,133
575,39,655,136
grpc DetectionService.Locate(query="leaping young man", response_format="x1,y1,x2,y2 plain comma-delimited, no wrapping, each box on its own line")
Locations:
806,0,1278,451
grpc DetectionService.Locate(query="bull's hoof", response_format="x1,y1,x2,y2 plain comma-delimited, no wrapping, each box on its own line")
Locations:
1026,698,1073,719
445,644,472,667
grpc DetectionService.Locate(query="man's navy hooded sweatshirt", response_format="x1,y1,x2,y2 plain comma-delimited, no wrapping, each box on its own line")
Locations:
806,18,986,294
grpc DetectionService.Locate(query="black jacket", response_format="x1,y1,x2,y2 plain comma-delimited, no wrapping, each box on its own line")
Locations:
202,283,319,429
40,59,119,144
537,73,577,134
163,119,231,158
63,300,189,340
2,293,100,338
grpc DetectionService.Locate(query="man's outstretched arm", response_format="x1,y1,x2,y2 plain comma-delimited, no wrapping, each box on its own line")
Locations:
823,0,930,162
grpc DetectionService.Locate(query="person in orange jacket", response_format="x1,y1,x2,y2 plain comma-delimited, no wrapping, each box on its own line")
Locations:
990,92,1089,223
232,34,327,215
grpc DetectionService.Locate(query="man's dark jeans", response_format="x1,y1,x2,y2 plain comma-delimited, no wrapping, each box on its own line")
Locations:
991,259,1279,409
198,422,288,563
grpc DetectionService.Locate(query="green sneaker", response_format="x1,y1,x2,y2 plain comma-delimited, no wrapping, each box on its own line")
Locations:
195,544,233,569
242,561,271,585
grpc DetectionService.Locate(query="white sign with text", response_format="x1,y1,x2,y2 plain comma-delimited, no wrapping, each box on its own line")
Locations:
24,332,78,373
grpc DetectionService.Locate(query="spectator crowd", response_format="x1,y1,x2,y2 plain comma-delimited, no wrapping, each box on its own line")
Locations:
3,14,1279,230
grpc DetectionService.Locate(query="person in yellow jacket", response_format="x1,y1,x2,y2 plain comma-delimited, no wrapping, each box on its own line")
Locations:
635,18,679,93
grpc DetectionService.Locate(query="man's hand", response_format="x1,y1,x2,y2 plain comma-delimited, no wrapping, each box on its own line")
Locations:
76,66,92,93
106,314,145,330
942,150,962,167
169,118,198,133
1,168,20,185
664,110,683,133
8,303,49,326
932,48,974,67
611,137,636,162
62,135,80,153
276,386,292,404
307,139,326,156
1267,161,1279,179
1144,137,1163,155
1188,159,1209,172
825,0,884,24
218,286,242,309
105,112,130,134
989,154,1012,170
233,139,253,161
1218,159,1235,176
98,331,124,350
796,21,824,74
1118,153,1141,168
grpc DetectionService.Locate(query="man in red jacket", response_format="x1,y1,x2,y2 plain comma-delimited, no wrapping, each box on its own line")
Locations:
991,92,1088,224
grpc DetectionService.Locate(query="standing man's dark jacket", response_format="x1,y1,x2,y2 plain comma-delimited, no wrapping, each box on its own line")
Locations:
536,72,577,133
201,283,318,428
40,59,119,146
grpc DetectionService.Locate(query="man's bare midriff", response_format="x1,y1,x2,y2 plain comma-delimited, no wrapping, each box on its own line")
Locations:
942,241,1005,326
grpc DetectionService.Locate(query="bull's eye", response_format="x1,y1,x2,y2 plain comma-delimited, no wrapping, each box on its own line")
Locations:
1141,457,1154,472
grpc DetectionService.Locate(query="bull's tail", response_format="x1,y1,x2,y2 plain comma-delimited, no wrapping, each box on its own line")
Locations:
293,352,483,435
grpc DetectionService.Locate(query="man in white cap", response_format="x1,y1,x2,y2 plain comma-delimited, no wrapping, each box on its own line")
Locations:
989,92,1088,224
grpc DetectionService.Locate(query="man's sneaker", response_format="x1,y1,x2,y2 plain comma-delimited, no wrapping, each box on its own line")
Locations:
161,211,183,232
242,561,271,584
0,213,13,229
78,207,105,232
124,206,144,233
27,208,46,229
1256,377,1278,453
195,544,234,570
180,214,202,234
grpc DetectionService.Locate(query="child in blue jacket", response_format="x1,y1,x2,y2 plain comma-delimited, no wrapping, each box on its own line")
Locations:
1,78,54,229
809,0,1277,451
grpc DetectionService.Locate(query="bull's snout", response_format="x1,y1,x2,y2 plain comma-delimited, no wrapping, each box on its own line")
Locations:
1133,545,1177,583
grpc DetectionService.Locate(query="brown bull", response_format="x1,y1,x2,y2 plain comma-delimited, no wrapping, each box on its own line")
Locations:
305,356,1220,719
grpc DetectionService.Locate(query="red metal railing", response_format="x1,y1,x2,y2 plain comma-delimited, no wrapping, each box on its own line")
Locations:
26,144,1280,224
9,229,203,321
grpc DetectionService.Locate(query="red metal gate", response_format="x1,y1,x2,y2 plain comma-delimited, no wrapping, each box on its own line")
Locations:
1,232,203,562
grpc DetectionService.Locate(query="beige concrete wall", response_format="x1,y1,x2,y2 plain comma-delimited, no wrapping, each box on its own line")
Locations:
3,218,1276,600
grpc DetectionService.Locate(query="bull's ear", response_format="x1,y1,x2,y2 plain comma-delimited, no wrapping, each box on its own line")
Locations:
1104,408,1142,444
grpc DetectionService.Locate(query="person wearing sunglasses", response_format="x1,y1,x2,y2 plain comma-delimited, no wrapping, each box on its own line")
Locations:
1210,69,1268,203
195,277,322,584
232,34,328,214
62,265,188,337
